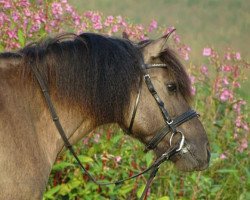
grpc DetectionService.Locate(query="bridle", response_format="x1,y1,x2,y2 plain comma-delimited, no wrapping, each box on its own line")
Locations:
31,59,198,199
128,62,198,153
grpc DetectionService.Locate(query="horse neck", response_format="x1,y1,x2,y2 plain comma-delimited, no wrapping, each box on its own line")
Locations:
0,57,96,198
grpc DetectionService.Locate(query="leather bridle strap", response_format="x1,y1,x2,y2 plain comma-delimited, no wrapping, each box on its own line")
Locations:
128,75,142,132
128,63,199,153
144,109,198,152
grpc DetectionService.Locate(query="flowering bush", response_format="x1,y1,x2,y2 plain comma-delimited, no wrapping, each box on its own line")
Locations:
1,0,249,199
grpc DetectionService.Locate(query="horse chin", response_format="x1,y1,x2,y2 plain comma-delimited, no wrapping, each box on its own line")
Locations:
170,145,209,172
155,143,209,172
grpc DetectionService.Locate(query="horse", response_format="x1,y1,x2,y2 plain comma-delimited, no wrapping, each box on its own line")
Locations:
0,32,210,200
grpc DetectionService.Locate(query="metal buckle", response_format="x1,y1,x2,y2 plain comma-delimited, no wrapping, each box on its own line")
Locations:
169,130,185,152
144,74,150,80
167,119,173,125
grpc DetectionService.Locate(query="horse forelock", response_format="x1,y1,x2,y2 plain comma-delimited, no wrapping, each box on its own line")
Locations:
159,48,192,102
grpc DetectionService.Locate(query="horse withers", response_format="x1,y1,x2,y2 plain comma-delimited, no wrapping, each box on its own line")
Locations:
0,32,210,199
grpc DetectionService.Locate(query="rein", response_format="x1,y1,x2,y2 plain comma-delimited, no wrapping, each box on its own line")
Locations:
31,60,197,199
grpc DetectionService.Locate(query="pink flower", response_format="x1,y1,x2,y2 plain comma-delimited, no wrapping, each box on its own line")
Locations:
203,48,212,56
17,0,30,7
238,138,248,153
0,13,9,26
165,26,175,34
50,20,58,27
91,13,101,23
186,46,191,51
222,65,232,72
242,123,249,131
12,12,20,22
189,75,195,84
200,65,208,76
191,86,196,96
93,22,102,30
233,100,246,115
173,34,180,44
30,24,40,32
235,116,241,128
51,2,63,19
233,82,240,88
1,0,11,9
83,137,89,145
80,22,87,31
7,30,18,39
183,52,189,61
224,53,231,60
111,25,118,33
222,78,229,85
84,11,94,18
235,52,241,60
220,89,233,102
65,4,73,13
139,34,147,40
94,134,100,143
148,19,158,32
116,15,123,24
24,8,31,17
104,15,114,26
73,13,81,26
220,153,227,160
115,156,122,163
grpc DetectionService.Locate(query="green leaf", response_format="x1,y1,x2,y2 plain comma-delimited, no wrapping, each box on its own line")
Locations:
157,196,170,200
136,184,146,198
18,29,25,47
0,44,4,52
67,178,82,189
216,169,238,174
119,183,134,195
52,162,75,171
43,185,61,199
58,184,71,196
145,152,153,167
78,155,94,163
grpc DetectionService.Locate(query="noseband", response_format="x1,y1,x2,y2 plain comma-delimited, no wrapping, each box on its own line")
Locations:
31,60,198,200
128,63,198,152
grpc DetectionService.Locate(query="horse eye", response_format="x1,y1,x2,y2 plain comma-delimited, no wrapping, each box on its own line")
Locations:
166,83,177,93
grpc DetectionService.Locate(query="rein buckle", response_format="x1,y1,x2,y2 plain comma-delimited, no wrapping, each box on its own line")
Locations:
169,130,185,152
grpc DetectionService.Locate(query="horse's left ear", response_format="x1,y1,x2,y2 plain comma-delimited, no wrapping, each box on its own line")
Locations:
141,29,175,63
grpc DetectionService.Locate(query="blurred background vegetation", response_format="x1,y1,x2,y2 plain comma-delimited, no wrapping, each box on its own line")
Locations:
1,0,248,199
69,0,250,102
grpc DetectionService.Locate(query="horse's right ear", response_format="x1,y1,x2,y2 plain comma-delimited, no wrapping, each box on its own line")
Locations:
141,29,175,63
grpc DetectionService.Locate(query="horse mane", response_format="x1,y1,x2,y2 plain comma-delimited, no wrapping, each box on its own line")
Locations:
18,33,142,124
0,33,192,124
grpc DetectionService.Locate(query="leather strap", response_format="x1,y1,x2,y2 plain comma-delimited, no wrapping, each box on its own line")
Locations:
144,109,198,152
128,76,142,133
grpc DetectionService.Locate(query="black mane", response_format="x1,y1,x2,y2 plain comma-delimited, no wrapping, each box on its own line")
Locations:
0,33,191,124
19,33,142,124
